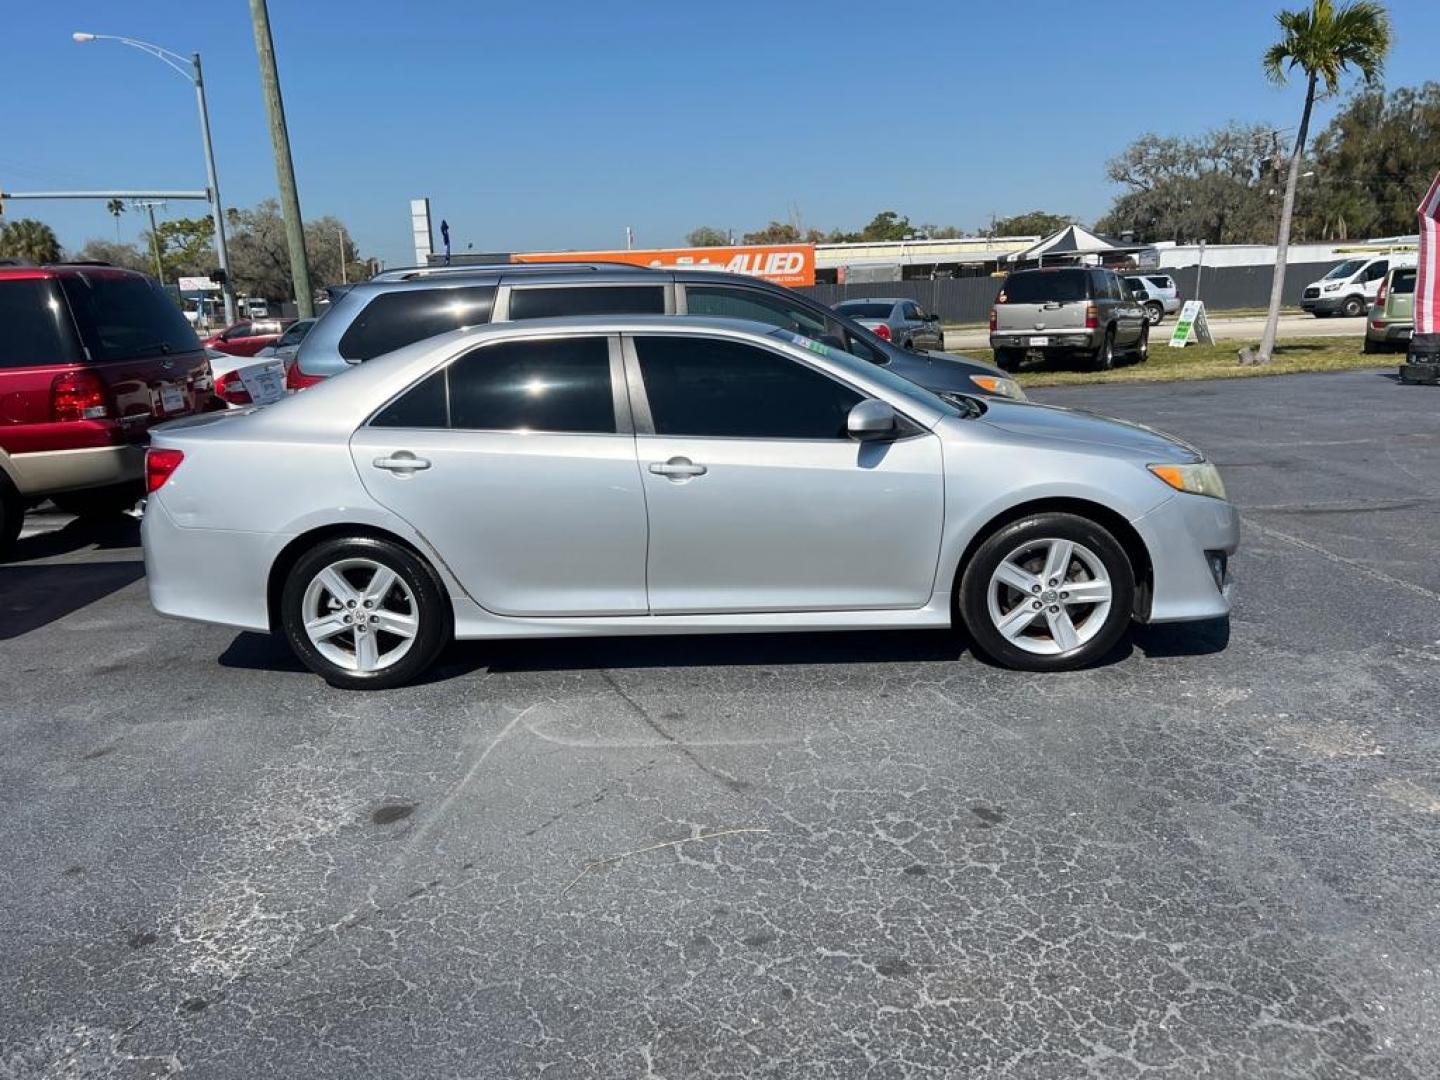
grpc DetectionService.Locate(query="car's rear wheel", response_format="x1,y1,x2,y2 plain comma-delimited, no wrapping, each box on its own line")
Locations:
50,482,143,519
1134,323,1150,363
281,537,451,690
1144,301,1164,325
958,513,1135,672
994,348,1022,372
1093,328,1116,371
1363,334,1381,354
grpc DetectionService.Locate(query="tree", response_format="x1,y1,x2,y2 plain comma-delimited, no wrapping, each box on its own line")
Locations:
685,226,730,247
146,215,215,280
859,210,913,241
1255,0,1392,365
1297,82,1440,239
1097,124,1283,244
742,220,802,244
106,198,126,242
991,211,1073,237
72,239,150,272
0,219,61,264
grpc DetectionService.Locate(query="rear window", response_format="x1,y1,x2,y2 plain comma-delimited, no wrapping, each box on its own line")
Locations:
0,278,84,368
58,273,199,361
1146,276,1173,289
1392,269,1417,295
507,285,665,320
834,302,895,319
998,270,1090,304
338,285,496,362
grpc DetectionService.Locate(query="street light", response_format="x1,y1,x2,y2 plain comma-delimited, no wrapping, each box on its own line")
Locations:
73,31,237,324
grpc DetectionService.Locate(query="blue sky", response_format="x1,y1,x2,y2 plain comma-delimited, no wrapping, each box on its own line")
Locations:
5,1,1439,268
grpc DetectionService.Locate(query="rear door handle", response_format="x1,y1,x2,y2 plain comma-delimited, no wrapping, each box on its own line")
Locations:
373,452,432,474
649,457,707,479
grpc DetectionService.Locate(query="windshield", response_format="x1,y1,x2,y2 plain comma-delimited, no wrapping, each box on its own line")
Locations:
999,269,1089,303
1323,259,1366,281
769,328,957,416
835,301,895,319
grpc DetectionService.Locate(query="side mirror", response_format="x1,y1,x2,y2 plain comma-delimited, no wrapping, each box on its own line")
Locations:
847,399,897,442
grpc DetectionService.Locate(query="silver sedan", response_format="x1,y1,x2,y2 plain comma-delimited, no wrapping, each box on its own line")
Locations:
143,316,1237,689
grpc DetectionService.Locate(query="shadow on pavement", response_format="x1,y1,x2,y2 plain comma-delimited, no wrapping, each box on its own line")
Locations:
0,560,146,640
1131,617,1230,658
5,516,140,563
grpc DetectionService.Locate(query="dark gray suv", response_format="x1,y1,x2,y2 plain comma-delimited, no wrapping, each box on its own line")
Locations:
294,263,1026,400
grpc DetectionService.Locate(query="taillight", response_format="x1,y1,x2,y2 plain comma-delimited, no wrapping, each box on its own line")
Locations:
1376,282,1388,306
145,448,185,493
286,361,326,390
989,307,998,332
51,370,111,422
872,323,892,342
1085,303,1099,330
214,370,253,406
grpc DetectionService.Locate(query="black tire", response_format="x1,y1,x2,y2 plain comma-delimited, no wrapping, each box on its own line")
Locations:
1363,334,1381,354
902,338,914,350
0,478,23,560
1093,327,1116,371
1341,295,1365,318
1144,301,1164,325
993,348,1022,373
958,512,1136,672
280,536,452,690
1134,323,1150,363
50,482,143,518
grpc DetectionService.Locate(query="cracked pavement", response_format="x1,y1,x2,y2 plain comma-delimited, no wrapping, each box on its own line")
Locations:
2,368,1439,1078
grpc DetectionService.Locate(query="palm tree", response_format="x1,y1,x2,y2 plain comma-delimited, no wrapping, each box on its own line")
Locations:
106,198,127,242
0,218,62,265
1255,0,1392,364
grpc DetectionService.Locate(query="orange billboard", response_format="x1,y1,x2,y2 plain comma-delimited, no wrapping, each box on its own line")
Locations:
514,244,815,288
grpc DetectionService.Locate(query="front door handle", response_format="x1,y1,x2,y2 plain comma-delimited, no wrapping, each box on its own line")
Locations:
649,457,707,479
373,451,432,474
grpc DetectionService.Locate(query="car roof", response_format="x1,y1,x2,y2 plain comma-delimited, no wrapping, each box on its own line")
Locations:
369,261,657,283
835,297,904,304
0,263,150,281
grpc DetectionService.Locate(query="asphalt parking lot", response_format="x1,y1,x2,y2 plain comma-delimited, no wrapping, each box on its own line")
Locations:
3,368,1439,1079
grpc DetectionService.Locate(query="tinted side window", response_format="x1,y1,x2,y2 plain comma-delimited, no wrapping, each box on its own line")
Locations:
448,336,614,433
685,285,830,337
338,285,496,361
371,369,448,428
1365,260,1389,282
507,286,664,320
224,322,253,339
59,274,200,360
634,335,862,440
0,279,84,368
1392,269,1417,295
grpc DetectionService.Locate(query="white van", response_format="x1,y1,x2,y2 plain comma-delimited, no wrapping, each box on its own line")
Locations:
1302,253,1416,318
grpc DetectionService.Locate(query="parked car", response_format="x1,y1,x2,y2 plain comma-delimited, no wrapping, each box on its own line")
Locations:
144,315,1236,689
202,318,295,357
0,264,212,554
207,347,289,408
989,267,1150,372
832,298,945,350
1123,274,1182,325
255,317,316,363
1363,266,1416,353
1301,254,1414,318
290,263,1026,400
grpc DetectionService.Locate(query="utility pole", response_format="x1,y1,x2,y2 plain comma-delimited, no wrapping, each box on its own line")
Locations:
338,225,347,284
134,200,167,281
248,0,313,317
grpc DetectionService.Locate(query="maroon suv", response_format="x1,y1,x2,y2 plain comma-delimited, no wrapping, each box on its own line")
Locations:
0,264,213,555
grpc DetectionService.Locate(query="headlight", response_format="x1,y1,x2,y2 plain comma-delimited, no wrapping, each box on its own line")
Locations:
969,374,1027,400
1148,462,1227,500
1323,282,1342,292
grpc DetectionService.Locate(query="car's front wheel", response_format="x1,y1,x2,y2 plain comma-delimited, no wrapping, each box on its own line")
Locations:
281,536,451,690
1145,301,1164,325
1341,295,1365,318
958,513,1136,671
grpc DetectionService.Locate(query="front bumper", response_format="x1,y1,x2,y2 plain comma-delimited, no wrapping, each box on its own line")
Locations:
1130,492,1240,623
1301,295,1350,315
7,444,145,498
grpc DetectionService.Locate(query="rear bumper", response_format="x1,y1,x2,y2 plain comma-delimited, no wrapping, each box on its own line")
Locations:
990,330,1098,352
1131,492,1240,623
7,444,144,498
142,496,280,632
1366,319,1413,344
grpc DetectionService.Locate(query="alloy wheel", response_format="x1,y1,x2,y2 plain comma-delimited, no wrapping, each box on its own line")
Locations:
985,538,1113,656
301,557,419,673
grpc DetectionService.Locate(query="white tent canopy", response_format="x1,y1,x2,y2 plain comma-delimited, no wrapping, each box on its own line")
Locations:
1004,224,1133,265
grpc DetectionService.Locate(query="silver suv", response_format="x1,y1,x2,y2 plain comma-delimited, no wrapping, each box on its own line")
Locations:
989,267,1149,372
295,263,1025,400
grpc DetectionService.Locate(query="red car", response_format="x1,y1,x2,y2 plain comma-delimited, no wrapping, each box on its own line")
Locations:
202,317,294,357
0,264,213,554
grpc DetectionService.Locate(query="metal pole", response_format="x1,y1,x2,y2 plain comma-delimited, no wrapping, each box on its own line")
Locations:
1195,240,1207,303
249,0,314,318
143,203,164,280
190,53,237,324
